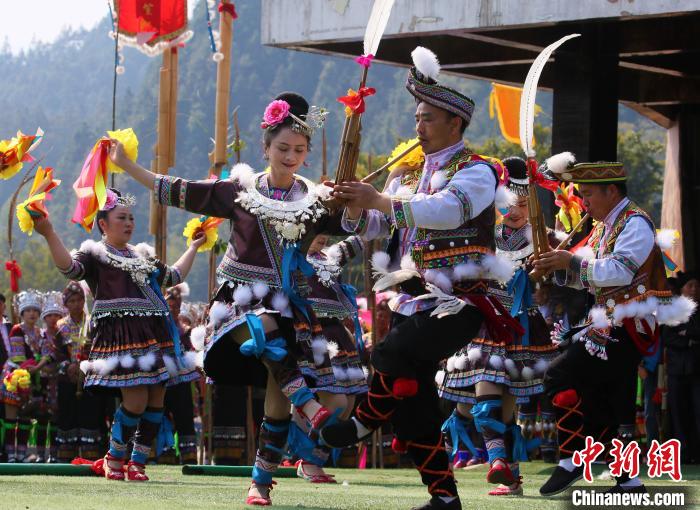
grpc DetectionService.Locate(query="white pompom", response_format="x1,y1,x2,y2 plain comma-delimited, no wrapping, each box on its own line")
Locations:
482,254,515,283
332,366,349,381
411,46,441,80
424,269,453,293
430,171,447,191
435,369,446,387
195,351,205,368
183,351,199,369
346,367,366,381
138,352,157,371
454,354,469,370
271,291,289,313
657,295,697,326
190,325,207,352
120,355,136,369
504,358,519,379
79,360,93,374
573,245,595,260
488,355,504,370
311,337,328,366
521,366,535,381
535,422,543,432
208,301,230,326
212,52,224,62
655,229,678,250
467,348,482,364
252,282,270,301
446,356,456,372
400,254,417,271
92,359,107,375
233,285,253,306
545,152,576,175
453,262,481,282
229,163,256,188
533,358,549,374
495,185,516,210
163,355,178,376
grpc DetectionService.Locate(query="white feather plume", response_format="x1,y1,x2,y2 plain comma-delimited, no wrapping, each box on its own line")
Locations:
371,251,391,276
411,46,440,80
467,348,482,364
363,0,395,57
327,341,340,359
79,360,92,374
495,185,517,210
545,152,576,175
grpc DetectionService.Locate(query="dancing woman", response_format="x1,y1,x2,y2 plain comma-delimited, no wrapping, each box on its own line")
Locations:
110,92,346,505
33,189,205,481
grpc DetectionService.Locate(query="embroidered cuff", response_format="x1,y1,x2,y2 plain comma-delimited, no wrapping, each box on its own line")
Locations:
341,208,369,235
579,259,594,288
446,186,473,223
59,259,85,280
155,174,183,208
391,198,414,229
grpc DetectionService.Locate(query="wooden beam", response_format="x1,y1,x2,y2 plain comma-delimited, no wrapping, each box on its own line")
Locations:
618,67,700,105
620,100,674,129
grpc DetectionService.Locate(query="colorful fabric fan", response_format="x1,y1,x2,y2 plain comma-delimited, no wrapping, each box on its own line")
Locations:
554,183,584,232
388,137,424,171
3,368,31,395
183,215,225,252
0,128,44,180
71,129,138,232
16,166,61,236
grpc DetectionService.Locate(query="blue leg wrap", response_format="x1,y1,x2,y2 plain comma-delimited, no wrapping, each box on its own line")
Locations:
441,410,478,458
472,400,507,463
109,407,140,459
239,314,288,361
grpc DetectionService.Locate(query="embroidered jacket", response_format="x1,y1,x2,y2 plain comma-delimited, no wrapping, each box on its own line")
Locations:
343,141,501,316
60,241,181,321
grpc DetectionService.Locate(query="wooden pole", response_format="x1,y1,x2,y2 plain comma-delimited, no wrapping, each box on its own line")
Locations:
321,126,327,181
212,0,234,175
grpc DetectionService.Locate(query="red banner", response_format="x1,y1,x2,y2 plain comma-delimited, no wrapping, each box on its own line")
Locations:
115,0,190,50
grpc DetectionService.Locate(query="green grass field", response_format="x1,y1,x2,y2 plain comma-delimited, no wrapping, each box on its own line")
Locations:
2,462,698,510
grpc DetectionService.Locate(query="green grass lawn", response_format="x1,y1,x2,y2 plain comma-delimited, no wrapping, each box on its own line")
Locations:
1,462,698,510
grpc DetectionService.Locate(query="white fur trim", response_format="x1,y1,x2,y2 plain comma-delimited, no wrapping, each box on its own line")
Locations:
657,295,697,326
574,245,595,260
394,184,413,198
424,269,453,293
79,360,92,374
78,239,107,262
93,356,120,376
208,301,230,326
314,182,333,201
311,337,329,366
325,244,343,263
233,285,253,306
453,262,481,282
252,282,270,301
481,254,516,283
430,170,447,191
446,356,456,372
545,152,576,175
195,351,205,369
656,229,679,251
138,352,157,371
411,46,441,80
400,254,417,271
230,163,256,188
371,251,391,275
495,185,516,210
589,306,609,329
467,347,482,364
327,341,340,359
553,230,568,242
133,242,156,259
533,358,549,374
190,326,207,352
120,355,136,369
271,292,290,313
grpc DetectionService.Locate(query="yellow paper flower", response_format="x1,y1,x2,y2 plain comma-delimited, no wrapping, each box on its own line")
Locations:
388,137,424,171
183,216,224,252
106,128,139,174
15,166,60,236
0,128,43,180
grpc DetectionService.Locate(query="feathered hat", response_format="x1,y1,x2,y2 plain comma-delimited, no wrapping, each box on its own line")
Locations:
539,152,626,184
406,46,476,125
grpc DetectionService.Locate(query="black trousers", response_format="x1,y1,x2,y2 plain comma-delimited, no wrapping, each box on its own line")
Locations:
544,327,641,436
164,382,196,437
372,306,484,440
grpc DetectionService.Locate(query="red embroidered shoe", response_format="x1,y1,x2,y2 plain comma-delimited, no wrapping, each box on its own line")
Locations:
488,477,524,496
246,481,275,506
103,453,125,481
296,460,337,483
486,458,516,485
126,461,149,481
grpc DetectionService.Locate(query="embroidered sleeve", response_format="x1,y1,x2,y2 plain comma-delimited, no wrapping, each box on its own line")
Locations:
156,260,182,288
154,174,238,218
587,216,654,288
341,208,390,240
59,251,95,282
388,163,496,230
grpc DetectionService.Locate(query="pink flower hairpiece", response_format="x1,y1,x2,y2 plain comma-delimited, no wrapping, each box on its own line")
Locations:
260,100,291,129
102,189,118,212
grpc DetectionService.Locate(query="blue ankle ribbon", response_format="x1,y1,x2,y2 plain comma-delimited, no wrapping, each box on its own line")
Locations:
441,410,478,458
471,400,506,434
239,313,287,361
510,423,540,462
507,268,531,346
340,283,364,353
281,244,315,321
148,269,183,362
287,421,327,466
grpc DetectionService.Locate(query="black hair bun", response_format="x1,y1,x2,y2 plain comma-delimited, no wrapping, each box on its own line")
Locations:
503,156,527,181
274,91,309,119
